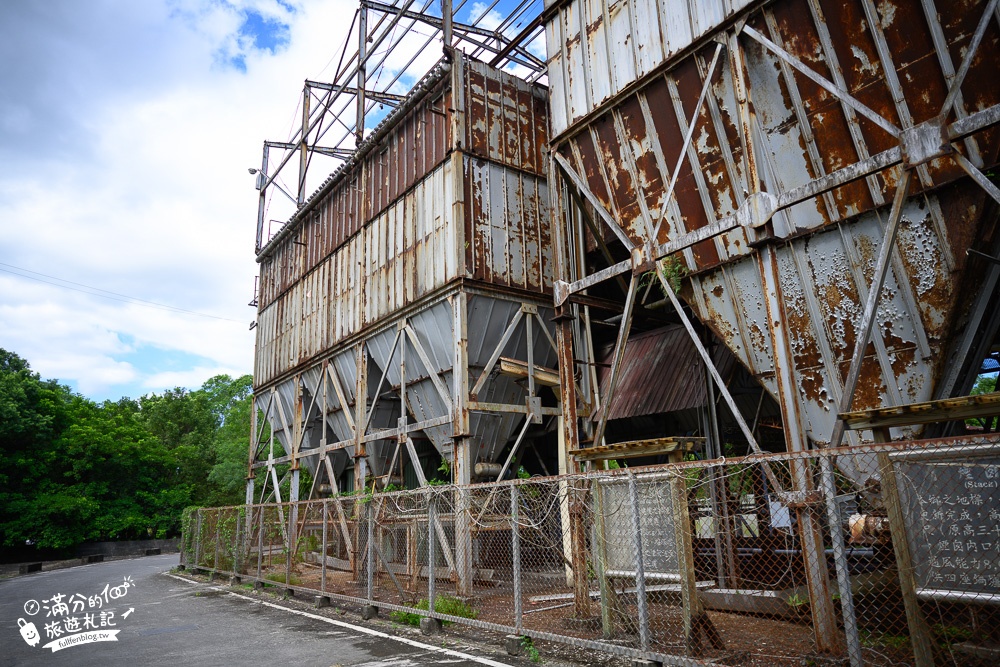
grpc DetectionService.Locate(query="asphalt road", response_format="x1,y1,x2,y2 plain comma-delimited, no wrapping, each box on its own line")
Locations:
0,554,515,667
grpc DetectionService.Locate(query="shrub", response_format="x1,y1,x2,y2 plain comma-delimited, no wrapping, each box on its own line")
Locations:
389,595,477,626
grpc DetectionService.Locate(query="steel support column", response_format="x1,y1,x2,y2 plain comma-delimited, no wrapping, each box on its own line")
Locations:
452,292,473,597
758,245,843,655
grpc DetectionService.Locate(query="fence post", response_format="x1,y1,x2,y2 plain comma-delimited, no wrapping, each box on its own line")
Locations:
593,478,615,638
626,471,650,652
321,501,328,593
511,483,522,635
878,451,934,667
367,499,375,603
428,493,436,614
286,502,293,587
257,506,264,581
233,508,241,575
819,455,862,667
214,511,221,574
194,510,203,569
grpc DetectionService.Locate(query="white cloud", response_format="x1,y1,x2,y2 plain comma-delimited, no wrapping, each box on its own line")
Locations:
0,0,358,401
143,367,249,392
469,2,504,30
0,0,550,402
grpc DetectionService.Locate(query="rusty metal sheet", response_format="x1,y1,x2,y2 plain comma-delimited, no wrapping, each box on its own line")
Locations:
548,0,1000,469
257,54,552,316
593,325,739,422
689,185,991,460
466,157,553,292
255,75,452,313
256,154,501,386
545,0,757,135
464,60,549,177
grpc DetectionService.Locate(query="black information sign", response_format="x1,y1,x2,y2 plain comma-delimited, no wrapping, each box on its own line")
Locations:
893,455,1000,598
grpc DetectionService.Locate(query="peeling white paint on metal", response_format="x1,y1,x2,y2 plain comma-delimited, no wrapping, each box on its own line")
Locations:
850,45,881,78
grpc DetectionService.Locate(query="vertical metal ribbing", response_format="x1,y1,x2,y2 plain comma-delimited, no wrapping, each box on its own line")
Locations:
820,456,863,667
257,507,264,581
321,501,329,593
627,471,650,652
367,500,375,602
511,484,523,634
428,493,436,613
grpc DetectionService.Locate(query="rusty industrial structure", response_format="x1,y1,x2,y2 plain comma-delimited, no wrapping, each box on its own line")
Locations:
243,0,1000,664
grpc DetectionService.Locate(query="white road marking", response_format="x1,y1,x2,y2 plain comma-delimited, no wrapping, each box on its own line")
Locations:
164,574,515,667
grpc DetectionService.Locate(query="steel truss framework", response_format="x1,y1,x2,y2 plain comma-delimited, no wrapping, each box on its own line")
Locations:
549,0,1000,660
252,0,548,252
247,285,569,594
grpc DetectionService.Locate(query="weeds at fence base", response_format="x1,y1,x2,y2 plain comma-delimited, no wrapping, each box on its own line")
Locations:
264,572,302,586
390,595,478,627
858,629,909,650
520,636,541,663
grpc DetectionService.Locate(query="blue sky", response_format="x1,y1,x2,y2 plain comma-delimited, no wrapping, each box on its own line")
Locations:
227,7,293,70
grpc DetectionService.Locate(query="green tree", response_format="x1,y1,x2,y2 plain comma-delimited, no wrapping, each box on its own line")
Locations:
0,350,75,548
0,349,255,551
204,374,254,506
969,372,998,431
140,387,217,506
971,373,997,395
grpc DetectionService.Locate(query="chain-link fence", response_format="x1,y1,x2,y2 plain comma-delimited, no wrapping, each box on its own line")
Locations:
182,438,1000,666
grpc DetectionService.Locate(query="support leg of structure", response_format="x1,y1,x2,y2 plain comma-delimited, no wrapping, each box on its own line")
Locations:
554,306,591,619
453,435,473,598
758,245,843,655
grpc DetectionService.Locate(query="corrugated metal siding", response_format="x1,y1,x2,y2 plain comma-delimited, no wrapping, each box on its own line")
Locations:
257,84,452,313
257,55,553,316
255,159,461,386
545,0,757,135
547,0,1000,446
464,59,549,177
594,325,738,421
466,157,553,292
255,55,555,388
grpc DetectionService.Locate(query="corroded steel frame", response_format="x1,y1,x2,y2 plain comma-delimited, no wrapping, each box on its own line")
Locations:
253,0,549,252
549,0,1000,656
246,284,558,595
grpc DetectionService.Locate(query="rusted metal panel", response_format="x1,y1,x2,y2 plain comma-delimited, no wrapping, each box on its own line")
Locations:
254,156,466,386
466,157,553,292
257,56,552,315
255,74,453,313
464,60,549,177
593,325,739,422
548,0,1000,461
545,0,757,135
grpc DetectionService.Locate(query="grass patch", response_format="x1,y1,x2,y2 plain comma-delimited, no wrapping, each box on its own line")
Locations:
859,630,909,650
933,623,973,648
264,572,302,586
521,635,541,663
389,595,478,627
